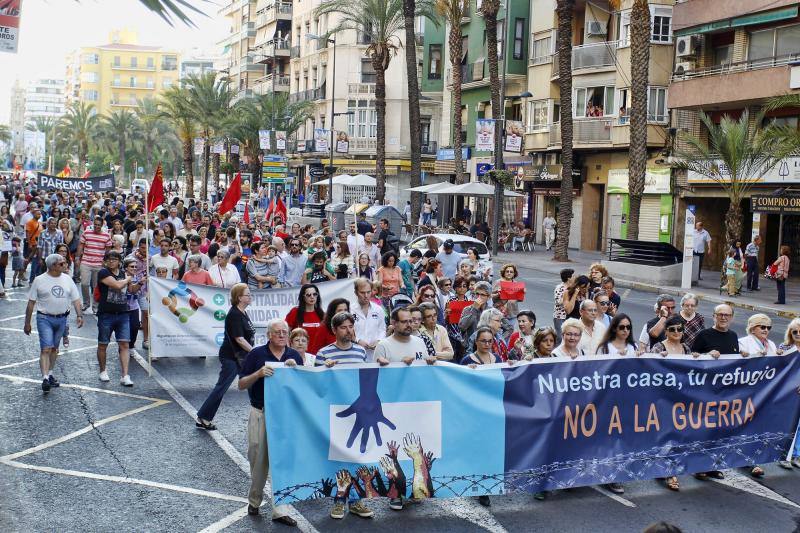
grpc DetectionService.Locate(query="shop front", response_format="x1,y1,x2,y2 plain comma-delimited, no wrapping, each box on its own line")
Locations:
606,167,673,244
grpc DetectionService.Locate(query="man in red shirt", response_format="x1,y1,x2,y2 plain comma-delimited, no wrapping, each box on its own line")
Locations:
75,216,112,314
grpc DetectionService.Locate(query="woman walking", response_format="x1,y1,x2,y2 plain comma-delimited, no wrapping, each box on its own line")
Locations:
772,245,791,304
285,284,328,354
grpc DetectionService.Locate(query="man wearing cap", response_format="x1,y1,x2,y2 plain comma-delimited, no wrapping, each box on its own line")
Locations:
435,239,462,280
23,253,83,393
356,211,372,236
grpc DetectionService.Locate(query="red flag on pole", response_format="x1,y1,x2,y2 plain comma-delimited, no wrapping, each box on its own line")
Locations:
275,196,287,223
243,202,250,224
80,170,90,179
218,172,241,215
147,163,165,213
264,195,274,222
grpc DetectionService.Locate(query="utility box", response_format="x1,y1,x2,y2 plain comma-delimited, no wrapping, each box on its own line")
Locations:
364,205,405,240
325,202,349,232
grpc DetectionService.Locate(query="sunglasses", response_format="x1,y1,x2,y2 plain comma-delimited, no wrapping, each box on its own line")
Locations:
616,324,632,331
792,330,800,336
756,325,772,331
666,326,684,333
597,301,610,306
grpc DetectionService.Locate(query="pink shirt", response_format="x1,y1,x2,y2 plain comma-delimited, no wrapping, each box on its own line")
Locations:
182,269,214,286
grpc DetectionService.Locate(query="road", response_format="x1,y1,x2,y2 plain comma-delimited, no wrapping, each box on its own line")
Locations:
1,268,799,533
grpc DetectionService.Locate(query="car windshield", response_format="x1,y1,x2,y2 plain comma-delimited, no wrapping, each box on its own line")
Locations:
453,241,488,255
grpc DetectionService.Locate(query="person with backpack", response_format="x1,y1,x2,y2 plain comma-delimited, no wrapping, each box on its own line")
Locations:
376,218,398,256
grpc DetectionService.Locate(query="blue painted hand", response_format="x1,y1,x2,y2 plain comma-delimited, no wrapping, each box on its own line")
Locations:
336,368,396,453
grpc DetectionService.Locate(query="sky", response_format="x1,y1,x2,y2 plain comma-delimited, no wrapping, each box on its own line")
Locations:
0,0,228,122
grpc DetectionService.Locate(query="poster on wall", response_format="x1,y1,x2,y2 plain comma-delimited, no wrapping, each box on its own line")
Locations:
258,130,271,150
0,0,22,54
314,128,329,153
504,120,524,153
475,119,495,151
335,131,350,154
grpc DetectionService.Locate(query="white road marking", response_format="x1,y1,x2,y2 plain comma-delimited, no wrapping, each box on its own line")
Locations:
0,373,168,402
0,314,25,322
591,485,637,507
130,350,320,533
712,470,800,510
0,358,40,370
0,326,96,342
0,459,248,504
197,505,252,533
428,499,510,533
1,399,169,461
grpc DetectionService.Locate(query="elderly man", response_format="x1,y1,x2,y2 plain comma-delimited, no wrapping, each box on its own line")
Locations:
359,232,381,268
167,206,184,232
577,300,606,355
24,254,83,393
352,278,386,361
745,235,762,291
641,294,676,350
237,319,302,526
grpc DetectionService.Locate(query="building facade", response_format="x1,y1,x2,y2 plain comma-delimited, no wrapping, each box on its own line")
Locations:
669,0,800,271
65,29,180,116
23,78,66,125
218,0,265,101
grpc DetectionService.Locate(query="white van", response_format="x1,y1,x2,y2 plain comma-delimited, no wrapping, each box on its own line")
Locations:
131,178,149,195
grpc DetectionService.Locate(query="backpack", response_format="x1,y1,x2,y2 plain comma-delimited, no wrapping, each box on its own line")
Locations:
386,231,401,254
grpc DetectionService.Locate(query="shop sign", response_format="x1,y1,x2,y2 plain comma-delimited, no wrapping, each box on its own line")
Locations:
687,157,800,184
608,168,671,194
436,147,471,161
751,194,800,214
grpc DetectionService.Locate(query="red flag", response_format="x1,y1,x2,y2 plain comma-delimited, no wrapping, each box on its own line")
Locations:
218,172,241,215
80,170,90,179
243,202,250,224
275,196,287,223
147,163,165,213
57,164,71,177
264,195,274,221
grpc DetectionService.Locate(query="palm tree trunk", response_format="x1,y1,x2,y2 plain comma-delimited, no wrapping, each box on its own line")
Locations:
484,1,501,169
403,0,422,224
201,134,210,200
183,140,195,198
554,0,574,262
119,140,126,181
450,29,464,184
626,0,650,240
212,152,221,199
231,152,240,183
375,60,387,203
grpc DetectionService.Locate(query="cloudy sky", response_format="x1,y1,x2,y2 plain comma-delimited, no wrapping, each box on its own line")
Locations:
0,0,228,122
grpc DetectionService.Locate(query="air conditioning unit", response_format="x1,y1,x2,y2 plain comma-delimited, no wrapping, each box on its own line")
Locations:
674,61,694,78
676,35,700,58
586,21,607,37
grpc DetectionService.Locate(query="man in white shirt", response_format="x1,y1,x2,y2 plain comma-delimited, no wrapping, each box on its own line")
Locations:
692,220,712,280
23,253,83,393
166,206,184,232
577,300,606,355
150,238,180,279
359,232,381,268
542,213,556,251
346,222,365,259
374,308,429,364
352,278,386,361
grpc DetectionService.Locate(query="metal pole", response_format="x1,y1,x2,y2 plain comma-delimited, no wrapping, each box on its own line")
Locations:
328,37,336,208
778,212,784,256
491,5,509,256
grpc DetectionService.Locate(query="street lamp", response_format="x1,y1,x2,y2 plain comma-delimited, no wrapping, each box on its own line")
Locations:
307,33,337,206
491,1,511,256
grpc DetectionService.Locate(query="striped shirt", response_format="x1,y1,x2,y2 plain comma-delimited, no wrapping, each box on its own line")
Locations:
315,342,368,365
79,229,112,267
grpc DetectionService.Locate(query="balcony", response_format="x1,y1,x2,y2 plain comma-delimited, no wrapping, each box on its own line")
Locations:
218,0,252,17
290,45,300,58
231,88,254,104
350,138,377,152
548,118,613,146
421,141,438,155
110,99,138,107
669,54,800,109
110,62,156,71
446,62,484,85
111,81,155,90
254,73,290,93
572,41,619,70
161,62,178,71
348,83,376,95
289,87,324,103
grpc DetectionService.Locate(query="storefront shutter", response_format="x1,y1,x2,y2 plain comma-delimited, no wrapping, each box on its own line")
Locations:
637,196,662,242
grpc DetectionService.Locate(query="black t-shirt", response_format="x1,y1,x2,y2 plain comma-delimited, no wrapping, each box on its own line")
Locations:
646,316,667,348
357,220,372,236
239,343,303,409
609,291,622,308
98,267,128,314
378,228,391,254
691,327,740,354
219,306,255,360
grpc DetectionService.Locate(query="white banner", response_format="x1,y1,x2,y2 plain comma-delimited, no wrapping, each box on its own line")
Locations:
275,131,286,151
0,1,22,54
475,119,495,152
258,130,271,150
149,277,356,357
504,120,524,153
212,140,225,154
314,128,329,153
193,138,204,155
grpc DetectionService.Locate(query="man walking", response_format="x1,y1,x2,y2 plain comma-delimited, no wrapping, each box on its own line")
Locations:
352,278,386,361
37,217,64,278
75,215,112,315
542,212,556,251
237,318,301,526
23,254,83,392
745,235,761,291
280,238,307,288
435,239,461,280
693,221,712,280
375,308,429,363
150,238,180,280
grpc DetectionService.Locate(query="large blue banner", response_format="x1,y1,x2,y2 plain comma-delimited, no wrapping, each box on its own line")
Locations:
264,354,800,504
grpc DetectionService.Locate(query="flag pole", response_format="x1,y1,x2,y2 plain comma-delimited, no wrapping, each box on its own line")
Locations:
144,168,151,377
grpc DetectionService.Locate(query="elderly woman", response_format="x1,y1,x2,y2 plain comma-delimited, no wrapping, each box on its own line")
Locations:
779,319,800,470
530,327,557,358
210,249,241,288
553,318,584,358
739,313,779,357
678,293,704,347
418,301,454,361
196,283,254,430
290,327,315,366
508,310,537,360
181,254,214,286
493,263,520,327
588,262,609,292
651,315,693,356
465,308,509,360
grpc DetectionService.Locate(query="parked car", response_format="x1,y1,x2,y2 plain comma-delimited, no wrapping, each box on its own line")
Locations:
400,233,491,261
131,178,149,195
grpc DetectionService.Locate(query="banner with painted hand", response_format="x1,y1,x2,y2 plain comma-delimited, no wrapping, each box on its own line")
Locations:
37,172,116,192
149,277,355,357
264,353,800,504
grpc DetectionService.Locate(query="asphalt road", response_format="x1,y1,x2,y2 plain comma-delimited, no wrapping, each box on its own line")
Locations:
1,267,799,533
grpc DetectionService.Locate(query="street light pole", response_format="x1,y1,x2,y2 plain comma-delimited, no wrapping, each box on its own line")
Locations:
492,4,509,256
328,35,337,206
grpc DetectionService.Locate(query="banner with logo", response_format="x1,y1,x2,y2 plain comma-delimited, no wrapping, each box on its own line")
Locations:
475,119,495,152
335,131,350,154
314,129,329,153
275,131,287,151
504,120,524,153
265,353,800,504
193,138,205,156
212,140,225,154
149,277,356,357
37,172,115,192
258,130,271,150
0,0,22,53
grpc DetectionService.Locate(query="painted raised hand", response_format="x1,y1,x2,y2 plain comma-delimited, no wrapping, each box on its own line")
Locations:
356,466,381,498
335,469,353,500
336,368,396,453
320,477,335,497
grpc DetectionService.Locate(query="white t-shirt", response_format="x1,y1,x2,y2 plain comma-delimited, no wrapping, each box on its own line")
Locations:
150,254,180,279
600,342,638,356
28,273,80,314
374,335,428,363
693,229,711,253
210,263,241,289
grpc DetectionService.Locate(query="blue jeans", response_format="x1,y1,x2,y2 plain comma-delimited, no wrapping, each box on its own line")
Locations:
197,356,240,422
777,278,786,304
97,312,131,344
36,313,67,351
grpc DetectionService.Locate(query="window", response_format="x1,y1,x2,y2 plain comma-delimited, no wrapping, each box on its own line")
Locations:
147,57,154,68
498,20,505,59
81,72,98,83
129,76,136,87
162,78,173,89
647,87,668,123
513,19,525,60
147,78,154,88
618,11,630,47
574,86,615,118
82,53,99,64
617,88,629,123
650,6,672,43
764,116,800,130
361,59,376,83
713,44,733,66
428,44,442,79
528,100,548,131
130,57,138,68
421,121,431,147
113,56,121,67
83,90,98,101
531,35,552,65
347,99,376,138
113,75,121,87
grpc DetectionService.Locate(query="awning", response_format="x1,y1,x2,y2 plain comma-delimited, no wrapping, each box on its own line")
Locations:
434,182,525,198
675,5,799,37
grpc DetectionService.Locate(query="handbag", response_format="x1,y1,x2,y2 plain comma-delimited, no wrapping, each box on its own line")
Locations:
499,281,526,301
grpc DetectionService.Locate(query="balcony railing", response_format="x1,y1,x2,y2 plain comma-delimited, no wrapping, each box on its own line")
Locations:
290,45,300,58
548,118,613,145
110,62,156,71
348,83,376,95
351,138,377,151
289,87,325,103
671,53,800,82
256,1,292,25
421,141,438,155
446,61,484,84
572,41,619,70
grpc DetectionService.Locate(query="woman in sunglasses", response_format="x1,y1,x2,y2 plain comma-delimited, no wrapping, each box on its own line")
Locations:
738,314,779,357
650,315,693,356
597,314,637,356
779,318,800,470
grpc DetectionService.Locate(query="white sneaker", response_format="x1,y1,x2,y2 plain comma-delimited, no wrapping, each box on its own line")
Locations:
84,307,94,316
120,375,133,387
98,370,110,382
142,340,149,350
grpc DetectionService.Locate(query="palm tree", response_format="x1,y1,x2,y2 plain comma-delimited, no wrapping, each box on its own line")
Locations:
315,0,435,203
135,97,172,176
57,101,99,171
102,109,140,181
625,0,651,240
0,124,10,144
554,0,575,262
675,111,794,249
159,85,197,198
435,0,467,184
184,72,232,200
481,0,501,159
403,0,423,223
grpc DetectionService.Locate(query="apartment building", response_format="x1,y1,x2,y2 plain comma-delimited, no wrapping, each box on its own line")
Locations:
23,79,66,125
669,0,800,271
8,80,25,159
218,0,266,102
180,49,220,81
64,29,180,116
524,0,674,251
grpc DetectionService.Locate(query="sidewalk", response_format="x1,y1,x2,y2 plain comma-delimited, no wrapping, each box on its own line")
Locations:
495,248,800,319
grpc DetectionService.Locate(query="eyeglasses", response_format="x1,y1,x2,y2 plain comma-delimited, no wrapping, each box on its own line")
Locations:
666,326,684,333
597,301,610,306
477,338,493,344
616,324,632,331
715,312,733,318
756,325,772,331
422,293,436,299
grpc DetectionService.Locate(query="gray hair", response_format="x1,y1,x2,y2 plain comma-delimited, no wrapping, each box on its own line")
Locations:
560,318,583,336
266,318,290,334
474,281,492,295
579,299,596,311
418,301,437,316
216,249,230,260
477,307,504,328
653,293,675,312
680,293,698,306
187,254,203,267
45,253,63,269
